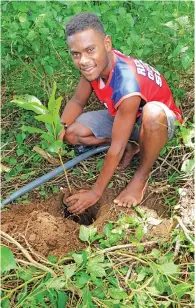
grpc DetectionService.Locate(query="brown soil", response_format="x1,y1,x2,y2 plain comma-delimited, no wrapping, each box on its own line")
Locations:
1,187,171,257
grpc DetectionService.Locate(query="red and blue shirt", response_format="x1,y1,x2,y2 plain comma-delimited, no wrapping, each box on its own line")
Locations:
91,49,182,123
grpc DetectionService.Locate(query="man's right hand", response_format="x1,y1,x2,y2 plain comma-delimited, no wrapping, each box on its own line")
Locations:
58,128,66,141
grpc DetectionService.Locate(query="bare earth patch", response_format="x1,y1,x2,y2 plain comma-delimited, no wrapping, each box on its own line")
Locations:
1,187,172,257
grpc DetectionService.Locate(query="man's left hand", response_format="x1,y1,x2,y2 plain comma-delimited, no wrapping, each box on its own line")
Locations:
65,189,101,214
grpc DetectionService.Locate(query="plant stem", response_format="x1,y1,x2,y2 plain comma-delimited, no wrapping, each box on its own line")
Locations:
58,152,72,193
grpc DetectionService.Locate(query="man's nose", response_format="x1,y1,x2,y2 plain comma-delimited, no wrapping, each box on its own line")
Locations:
79,54,89,66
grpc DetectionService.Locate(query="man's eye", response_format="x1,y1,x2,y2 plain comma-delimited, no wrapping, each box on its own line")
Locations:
88,48,94,53
72,53,79,57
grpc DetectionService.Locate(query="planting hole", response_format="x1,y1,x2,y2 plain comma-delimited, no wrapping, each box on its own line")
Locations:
63,203,100,226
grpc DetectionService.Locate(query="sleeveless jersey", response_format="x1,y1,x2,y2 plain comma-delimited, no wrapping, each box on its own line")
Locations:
91,49,182,123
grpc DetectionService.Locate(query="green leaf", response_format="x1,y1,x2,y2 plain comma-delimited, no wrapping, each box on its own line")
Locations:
35,114,54,125
172,282,192,300
48,140,63,154
63,263,76,280
57,291,68,307
19,14,27,23
157,262,179,275
53,96,63,126
79,225,97,242
92,287,106,299
47,255,58,264
0,246,17,274
75,272,90,288
72,253,83,265
47,277,66,290
17,268,33,281
108,276,119,288
181,158,195,173
87,255,106,278
135,225,144,241
96,159,104,171
108,288,128,300
44,64,54,75
82,286,95,308
107,182,113,188
22,125,46,135
48,82,57,113
1,298,10,308
181,53,193,69
11,95,47,115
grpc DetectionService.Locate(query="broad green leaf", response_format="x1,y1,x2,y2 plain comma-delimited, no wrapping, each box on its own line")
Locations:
75,273,90,288
172,282,192,300
157,262,179,275
82,286,95,308
56,117,64,137
147,286,161,295
35,114,54,125
19,14,27,23
92,287,106,299
53,97,63,126
63,263,76,280
135,225,144,241
79,225,97,242
103,223,113,237
57,291,68,307
47,277,66,290
1,298,10,308
87,255,108,278
48,82,57,113
108,277,119,288
0,246,17,274
44,64,54,75
47,255,58,264
11,95,48,115
181,158,195,173
87,261,106,278
22,125,46,135
17,268,33,281
108,288,128,300
72,253,83,265
41,133,56,144
48,140,63,154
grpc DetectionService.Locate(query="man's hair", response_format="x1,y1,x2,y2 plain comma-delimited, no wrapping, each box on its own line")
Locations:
65,13,105,37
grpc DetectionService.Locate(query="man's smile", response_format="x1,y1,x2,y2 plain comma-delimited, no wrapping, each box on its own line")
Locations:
81,66,96,75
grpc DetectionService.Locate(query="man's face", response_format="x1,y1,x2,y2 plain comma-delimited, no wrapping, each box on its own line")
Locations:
67,28,112,82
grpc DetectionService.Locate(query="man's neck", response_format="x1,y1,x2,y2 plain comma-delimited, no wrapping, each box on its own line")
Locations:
100,51,113,82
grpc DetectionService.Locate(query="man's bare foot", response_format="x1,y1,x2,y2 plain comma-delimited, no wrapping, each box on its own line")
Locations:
113,175,148,207
118,143,140,170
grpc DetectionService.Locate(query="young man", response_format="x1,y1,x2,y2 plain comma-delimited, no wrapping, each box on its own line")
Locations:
59,13,182,215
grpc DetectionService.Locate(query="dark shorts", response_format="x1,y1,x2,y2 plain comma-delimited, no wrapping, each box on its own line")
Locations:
76,101,177,142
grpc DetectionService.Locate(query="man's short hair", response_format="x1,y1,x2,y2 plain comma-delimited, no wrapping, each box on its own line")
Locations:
65,13,105,37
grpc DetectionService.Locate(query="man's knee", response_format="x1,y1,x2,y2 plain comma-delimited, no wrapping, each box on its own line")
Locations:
65,121,93,145
142,103,167,132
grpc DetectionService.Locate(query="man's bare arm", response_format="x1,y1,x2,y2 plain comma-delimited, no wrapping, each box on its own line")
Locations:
92,96,141,197
61,76,92,126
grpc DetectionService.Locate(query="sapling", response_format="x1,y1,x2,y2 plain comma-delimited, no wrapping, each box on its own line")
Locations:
11,82,71,193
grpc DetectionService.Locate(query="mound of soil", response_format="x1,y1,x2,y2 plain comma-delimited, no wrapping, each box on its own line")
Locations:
1,187,171,257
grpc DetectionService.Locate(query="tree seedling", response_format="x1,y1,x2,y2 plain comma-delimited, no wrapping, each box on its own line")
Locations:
11,82,72,196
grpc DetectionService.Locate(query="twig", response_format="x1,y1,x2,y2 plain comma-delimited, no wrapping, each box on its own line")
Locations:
1,230,56,276
174,216,195,246
95,241,158,255
125,261,137,284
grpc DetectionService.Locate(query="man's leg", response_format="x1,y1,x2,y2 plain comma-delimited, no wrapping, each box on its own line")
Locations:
65,121,110,145
114,103,169,207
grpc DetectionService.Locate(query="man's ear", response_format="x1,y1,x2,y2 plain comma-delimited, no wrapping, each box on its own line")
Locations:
104,35,112,52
